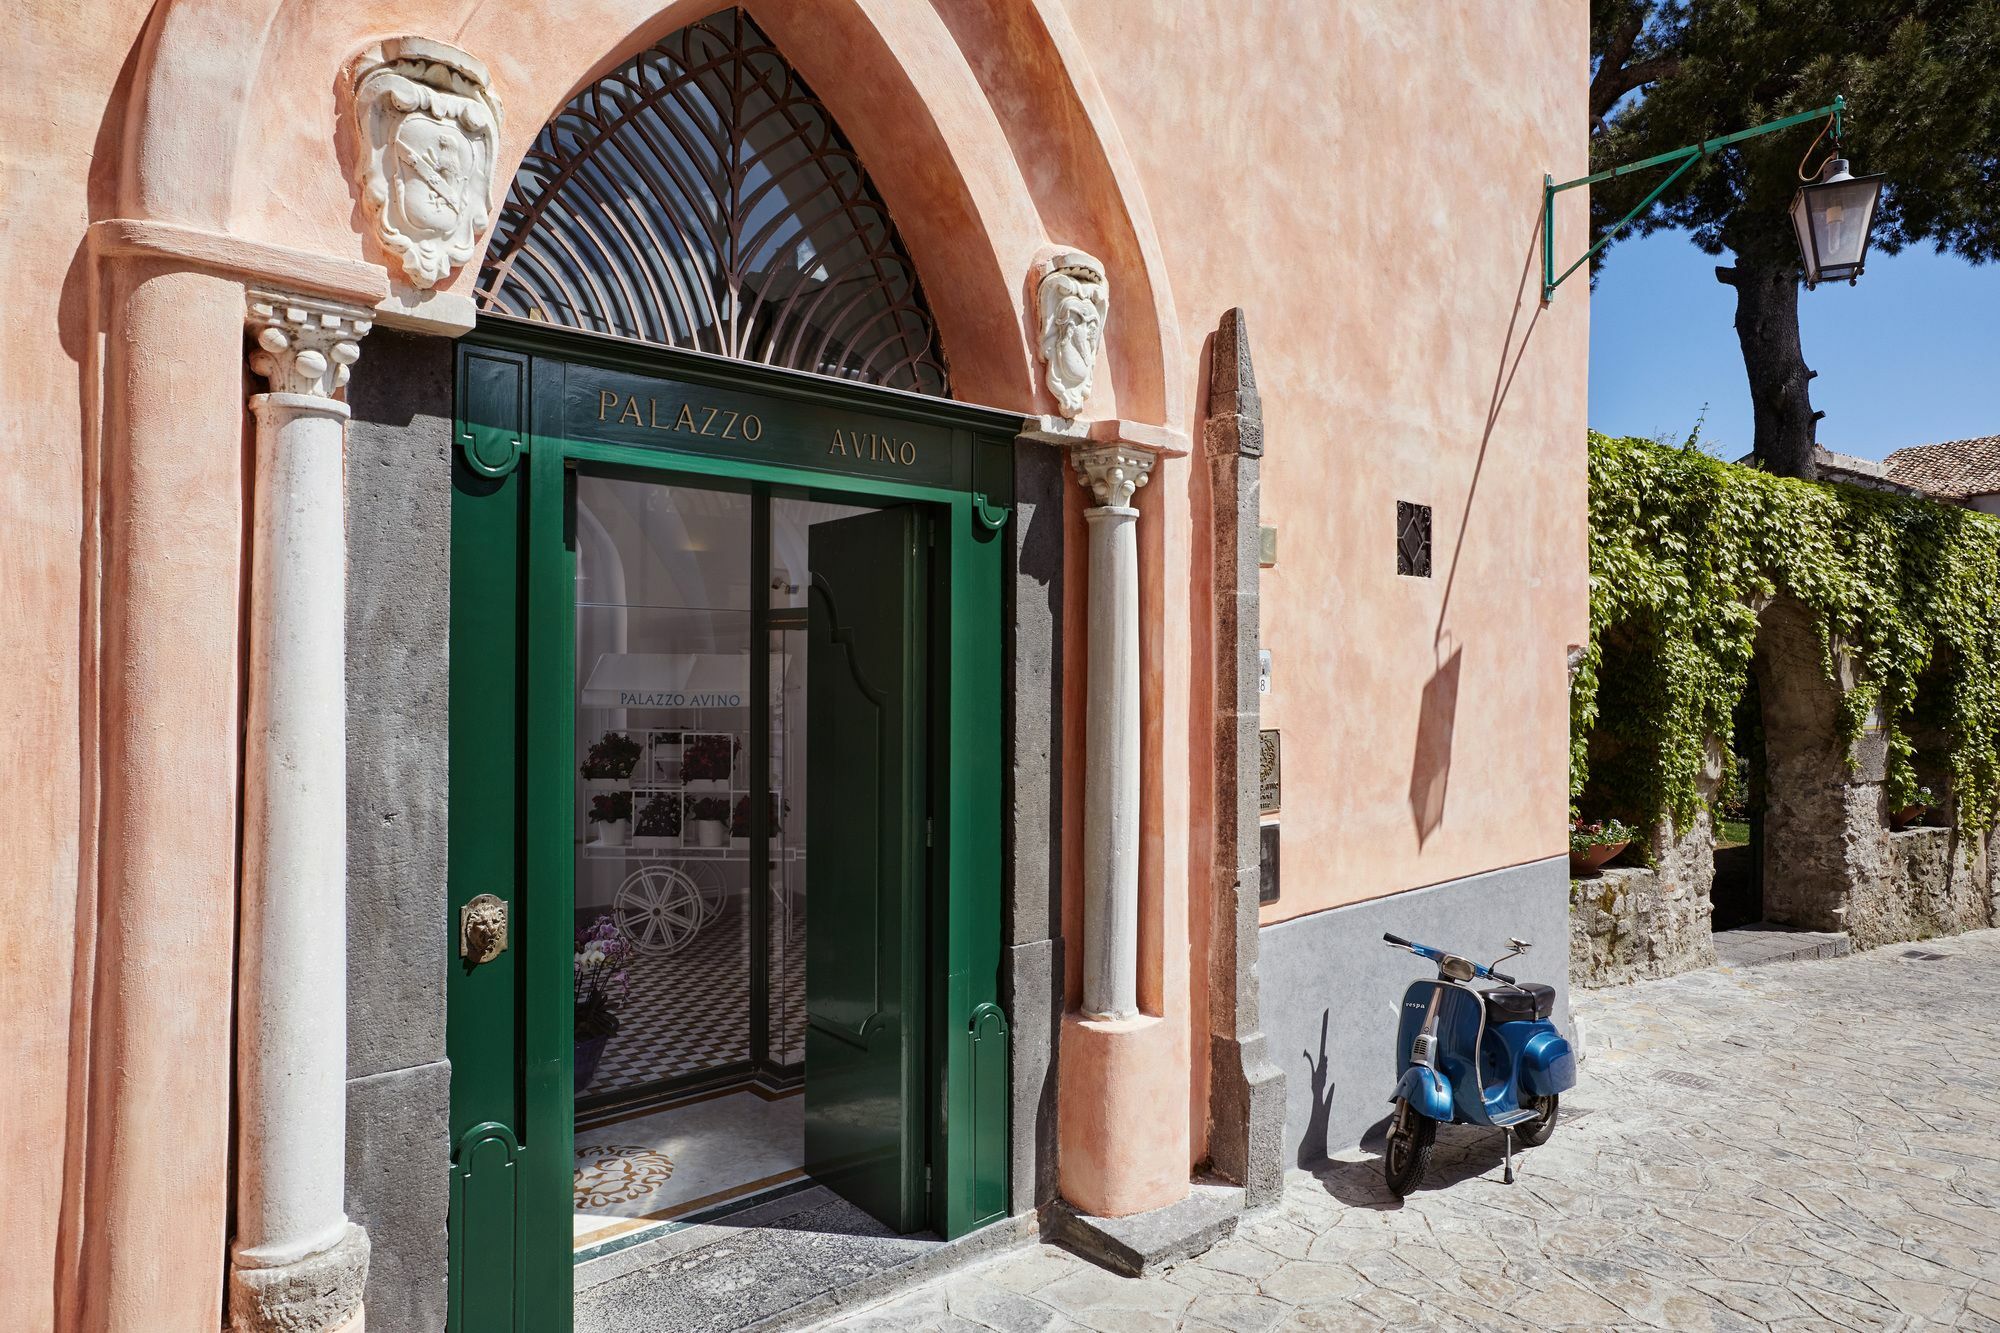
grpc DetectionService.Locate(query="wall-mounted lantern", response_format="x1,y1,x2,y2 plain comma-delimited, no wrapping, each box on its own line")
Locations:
1543,95,1882,304
1791,157,1885,288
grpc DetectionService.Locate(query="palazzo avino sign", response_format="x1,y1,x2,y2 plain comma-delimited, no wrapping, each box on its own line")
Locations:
565,362,958,488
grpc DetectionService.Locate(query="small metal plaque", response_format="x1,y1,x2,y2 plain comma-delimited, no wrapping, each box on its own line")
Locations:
1259,729,1281,813
1259,822,1280,904
1258,650,1272,696
1259,525,1278,567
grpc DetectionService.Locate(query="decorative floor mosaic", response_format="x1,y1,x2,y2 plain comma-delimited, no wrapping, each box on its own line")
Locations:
573,1087,805,1250
584,903,806,1097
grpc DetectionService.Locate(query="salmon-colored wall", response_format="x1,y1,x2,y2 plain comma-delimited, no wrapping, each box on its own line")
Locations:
1,4,158,1329
1061,4,1590,930
0,0,1585,1313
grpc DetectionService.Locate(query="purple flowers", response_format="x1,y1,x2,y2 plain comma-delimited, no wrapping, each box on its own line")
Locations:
574,915,633,1039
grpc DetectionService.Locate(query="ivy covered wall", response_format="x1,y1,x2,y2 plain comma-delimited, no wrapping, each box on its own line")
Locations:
1571,433,2000,835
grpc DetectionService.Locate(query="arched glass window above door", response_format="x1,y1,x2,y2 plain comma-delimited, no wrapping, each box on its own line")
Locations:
477,9,950,396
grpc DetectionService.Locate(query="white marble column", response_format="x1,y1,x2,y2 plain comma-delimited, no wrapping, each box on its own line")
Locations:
1074,444,1158,1020
229,291,372,1333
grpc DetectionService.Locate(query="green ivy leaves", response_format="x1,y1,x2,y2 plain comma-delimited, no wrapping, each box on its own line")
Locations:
1574,433,2000,835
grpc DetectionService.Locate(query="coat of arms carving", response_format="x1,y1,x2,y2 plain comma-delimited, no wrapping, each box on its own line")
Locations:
1036,250,1109,418
350,37,503,289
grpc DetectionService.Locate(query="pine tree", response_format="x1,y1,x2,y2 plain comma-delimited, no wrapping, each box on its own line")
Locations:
1591,1,2000,477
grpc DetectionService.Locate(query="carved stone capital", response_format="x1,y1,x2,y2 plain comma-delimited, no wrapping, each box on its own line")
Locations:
349,36,503,289
246,292,373,399
1072,443,1156,510
1036,248,1109,419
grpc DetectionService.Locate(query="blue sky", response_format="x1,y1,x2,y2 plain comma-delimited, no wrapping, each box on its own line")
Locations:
1588,231,2000,462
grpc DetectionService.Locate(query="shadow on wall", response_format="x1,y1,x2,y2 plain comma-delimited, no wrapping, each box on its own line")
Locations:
1297,1009,1335,1167
1409,645,1464,846
1412,210,1546,850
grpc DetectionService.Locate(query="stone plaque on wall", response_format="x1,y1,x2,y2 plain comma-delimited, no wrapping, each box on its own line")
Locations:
1259,822,1279,905
1259,729,1280,813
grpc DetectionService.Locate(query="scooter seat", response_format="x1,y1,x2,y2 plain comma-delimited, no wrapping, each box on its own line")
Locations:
1482,982,1555,1025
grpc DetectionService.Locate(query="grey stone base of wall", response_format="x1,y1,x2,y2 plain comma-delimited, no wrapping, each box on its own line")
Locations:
1571,813,2000,990
1570,810,1719,990
1569,864,1720,988
1867,826,1997,948
346,1061,451,1332
1257,857,1571,1167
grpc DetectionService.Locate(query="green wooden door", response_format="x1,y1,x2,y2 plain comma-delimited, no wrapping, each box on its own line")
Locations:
804,506,929,1232
446,363,574,1333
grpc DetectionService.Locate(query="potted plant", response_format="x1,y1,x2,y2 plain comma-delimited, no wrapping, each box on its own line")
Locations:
1891,785,1935,831
580,731,642,787
573,915,631,1092
688,795,730,848
647,730,684,784
633,790,681,848
680,733,734,791
588,791,632,847
1569,817,1635,874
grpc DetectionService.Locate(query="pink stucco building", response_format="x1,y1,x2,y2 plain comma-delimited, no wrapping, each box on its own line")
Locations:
0,2,1587,1329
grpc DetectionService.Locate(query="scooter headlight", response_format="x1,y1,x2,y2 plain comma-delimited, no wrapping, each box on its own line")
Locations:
1439,955,1476,982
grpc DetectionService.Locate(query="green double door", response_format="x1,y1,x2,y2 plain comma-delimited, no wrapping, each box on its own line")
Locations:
446,336,1012,1333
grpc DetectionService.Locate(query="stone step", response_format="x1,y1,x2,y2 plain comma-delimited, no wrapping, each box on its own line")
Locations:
1712,923,1852,969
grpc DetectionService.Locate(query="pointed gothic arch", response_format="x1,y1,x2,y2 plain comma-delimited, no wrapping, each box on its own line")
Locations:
477,8,950,395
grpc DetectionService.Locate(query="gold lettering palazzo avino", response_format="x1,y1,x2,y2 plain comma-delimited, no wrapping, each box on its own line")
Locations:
596,391,921,469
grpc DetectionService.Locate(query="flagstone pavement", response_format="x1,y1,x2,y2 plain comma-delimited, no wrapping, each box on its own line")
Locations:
811,928,2000,1331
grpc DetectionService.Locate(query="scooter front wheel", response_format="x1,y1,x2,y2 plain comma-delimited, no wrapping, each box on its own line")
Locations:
1516,1093,1559,1147
1383,1105,1437,1196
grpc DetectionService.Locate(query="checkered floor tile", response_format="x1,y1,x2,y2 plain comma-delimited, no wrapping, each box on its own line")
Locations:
584,906,807,1097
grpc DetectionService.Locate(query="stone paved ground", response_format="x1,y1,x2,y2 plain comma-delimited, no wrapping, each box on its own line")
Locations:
812,929,2000,1331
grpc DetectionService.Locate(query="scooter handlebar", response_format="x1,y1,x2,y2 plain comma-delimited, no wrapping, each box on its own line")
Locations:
1382,932,1412,948
1487,967,1517,985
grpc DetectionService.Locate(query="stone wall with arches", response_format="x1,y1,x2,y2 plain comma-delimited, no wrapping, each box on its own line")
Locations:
1573,552,2000,988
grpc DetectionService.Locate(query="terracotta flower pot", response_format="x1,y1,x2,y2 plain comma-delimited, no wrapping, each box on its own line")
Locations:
1569,840,1628,874
1890,805,1926,831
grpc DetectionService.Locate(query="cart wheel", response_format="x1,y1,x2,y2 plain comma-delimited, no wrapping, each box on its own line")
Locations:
615,865,704,956
682,859,727,924
1383,1105,1436,1197
1516,1093,1559,1147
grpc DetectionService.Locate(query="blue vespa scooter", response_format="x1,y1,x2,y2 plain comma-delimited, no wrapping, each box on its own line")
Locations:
1378,932,1575,1195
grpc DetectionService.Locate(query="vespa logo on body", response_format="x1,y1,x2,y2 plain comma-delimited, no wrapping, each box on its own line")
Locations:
595,390,921,470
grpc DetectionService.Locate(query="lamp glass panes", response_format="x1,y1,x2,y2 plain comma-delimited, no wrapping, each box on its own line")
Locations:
1789,158,1885,288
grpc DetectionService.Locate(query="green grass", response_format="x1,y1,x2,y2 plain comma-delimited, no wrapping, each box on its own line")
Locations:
1716,819,1750,849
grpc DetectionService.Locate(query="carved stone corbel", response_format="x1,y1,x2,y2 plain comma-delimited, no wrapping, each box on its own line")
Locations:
1036,249,1109,418
349,37,503,289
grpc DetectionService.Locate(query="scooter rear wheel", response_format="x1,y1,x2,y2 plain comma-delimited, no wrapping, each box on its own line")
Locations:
1516,1093,1559,1147
1383,1108,1436,1196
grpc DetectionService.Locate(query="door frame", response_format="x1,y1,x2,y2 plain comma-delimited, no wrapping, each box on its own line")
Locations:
447,320,1015,1331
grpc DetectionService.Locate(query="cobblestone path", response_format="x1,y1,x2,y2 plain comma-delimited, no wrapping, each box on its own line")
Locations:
813,929,2000,1331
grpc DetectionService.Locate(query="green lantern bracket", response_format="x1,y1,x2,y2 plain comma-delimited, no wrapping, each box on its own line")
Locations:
1543,95,1844,305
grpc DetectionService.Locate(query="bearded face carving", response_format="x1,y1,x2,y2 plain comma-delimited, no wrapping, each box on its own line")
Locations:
351,37,503,289
1037,251,1109,418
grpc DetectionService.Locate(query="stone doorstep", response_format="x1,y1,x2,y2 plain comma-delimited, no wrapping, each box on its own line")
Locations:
1047,1179,1247,1278
574,1185,1038,1333
1712,922,1853,969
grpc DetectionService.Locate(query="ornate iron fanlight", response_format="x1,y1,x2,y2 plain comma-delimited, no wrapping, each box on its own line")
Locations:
477,9,949,395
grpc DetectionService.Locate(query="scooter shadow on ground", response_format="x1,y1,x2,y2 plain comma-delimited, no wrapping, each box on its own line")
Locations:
1311,1115,1525,1211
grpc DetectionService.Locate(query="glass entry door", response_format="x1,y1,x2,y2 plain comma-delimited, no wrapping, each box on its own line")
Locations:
567,473,929,1250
